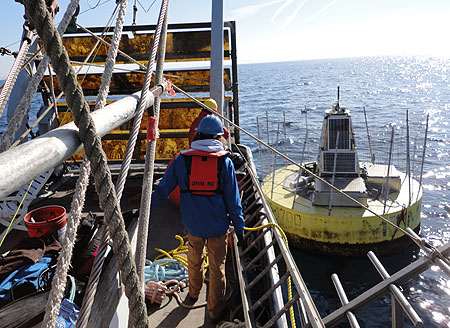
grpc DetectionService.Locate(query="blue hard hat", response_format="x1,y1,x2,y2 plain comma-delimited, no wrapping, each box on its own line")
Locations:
197,115,224,135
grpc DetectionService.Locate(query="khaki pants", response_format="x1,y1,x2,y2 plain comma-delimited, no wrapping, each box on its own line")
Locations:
187,233,227,318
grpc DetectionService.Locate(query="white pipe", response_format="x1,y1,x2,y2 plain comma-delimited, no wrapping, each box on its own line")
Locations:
0,90,157,198
210,0,224,116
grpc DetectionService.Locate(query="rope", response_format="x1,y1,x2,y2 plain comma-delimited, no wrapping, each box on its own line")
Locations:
153,235,189,268
170,84,444,260
74,1,131,326
114,0,168,201
23,1,148,327
0,180,33,248
94,1,128,111
44,1,125,327
0,0,79,152
43,0,123,326
144,259,188,282
0,38,32,136
47,64,58,118
76,23,148,71
42,159,90,328
134,0,170,292
149,235,209,309
9,4,119,150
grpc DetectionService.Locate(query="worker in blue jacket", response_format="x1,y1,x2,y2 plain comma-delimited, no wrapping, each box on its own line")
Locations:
151,115,244,324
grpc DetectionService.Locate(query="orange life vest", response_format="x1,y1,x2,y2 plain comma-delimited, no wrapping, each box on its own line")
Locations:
181,149,228,196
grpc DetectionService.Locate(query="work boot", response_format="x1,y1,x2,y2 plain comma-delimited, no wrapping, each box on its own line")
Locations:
183,293,198,306
210,309,227,325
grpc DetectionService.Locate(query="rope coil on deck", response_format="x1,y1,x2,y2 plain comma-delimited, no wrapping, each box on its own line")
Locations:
23,0,149,326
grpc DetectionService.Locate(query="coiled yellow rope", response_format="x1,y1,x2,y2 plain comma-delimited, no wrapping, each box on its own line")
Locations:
154,234,210,281
154,226,296,327
154,234,189,268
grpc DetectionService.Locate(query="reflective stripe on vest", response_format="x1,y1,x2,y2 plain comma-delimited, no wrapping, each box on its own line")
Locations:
181,149,228,196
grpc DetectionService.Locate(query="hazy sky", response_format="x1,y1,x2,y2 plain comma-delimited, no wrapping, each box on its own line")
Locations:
1,0,450,78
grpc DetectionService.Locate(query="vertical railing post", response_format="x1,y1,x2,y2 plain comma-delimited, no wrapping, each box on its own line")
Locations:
211,0,224,116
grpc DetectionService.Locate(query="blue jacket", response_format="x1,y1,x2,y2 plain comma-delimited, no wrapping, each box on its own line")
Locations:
151,151,245,238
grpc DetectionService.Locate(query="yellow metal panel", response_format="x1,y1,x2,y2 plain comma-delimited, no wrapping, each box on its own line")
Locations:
44,69,232,95
59,97,231,162
54,30,230,64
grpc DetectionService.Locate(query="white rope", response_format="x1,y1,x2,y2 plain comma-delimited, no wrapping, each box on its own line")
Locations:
42,1,129,327
0,0,79,152
75,1,131,327
114,0,169,201
95,0,128,111
135,2,169,290
42,160,90,328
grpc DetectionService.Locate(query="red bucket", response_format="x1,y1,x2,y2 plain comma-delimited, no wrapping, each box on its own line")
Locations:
24,205,67,240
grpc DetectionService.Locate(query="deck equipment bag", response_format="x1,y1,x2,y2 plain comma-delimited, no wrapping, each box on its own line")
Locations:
0,254,58,308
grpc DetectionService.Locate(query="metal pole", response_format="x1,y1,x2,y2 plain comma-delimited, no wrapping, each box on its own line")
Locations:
271,123,280,199
305,106,310,160
328,132,339,216
417,114,429,201
283,111,287,155
383,127,394,214
363,106,375,164
331,274,360,328
406,110,412,205
228,21,240,143
324,242,450,327
0,86,163,198
367,251,423,328
210,0,224,116
266,111,271,174
406,228,450,277
292,108,308,209
256,116,264,178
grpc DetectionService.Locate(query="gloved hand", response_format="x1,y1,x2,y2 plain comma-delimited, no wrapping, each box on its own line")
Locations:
236,233,244,247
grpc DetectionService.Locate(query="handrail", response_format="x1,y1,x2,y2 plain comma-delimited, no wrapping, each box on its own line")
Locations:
323,242,450,327
246,164,325,328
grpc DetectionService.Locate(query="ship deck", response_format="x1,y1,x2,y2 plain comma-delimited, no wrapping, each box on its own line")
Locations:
0,164,225,327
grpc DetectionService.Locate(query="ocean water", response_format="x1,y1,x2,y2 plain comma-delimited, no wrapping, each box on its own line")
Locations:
238,57,450,327
1,56,449,326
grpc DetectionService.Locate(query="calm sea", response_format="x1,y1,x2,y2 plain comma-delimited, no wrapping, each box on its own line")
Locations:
1,56,449,326
238,57,450,327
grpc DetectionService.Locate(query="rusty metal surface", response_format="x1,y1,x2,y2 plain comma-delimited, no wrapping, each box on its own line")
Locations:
57,96,233,162
43,69,232,95
69,137,189,162
46,30,230,64
284,225,421,257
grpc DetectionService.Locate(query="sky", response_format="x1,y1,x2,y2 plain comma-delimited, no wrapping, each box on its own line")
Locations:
1,0,450,78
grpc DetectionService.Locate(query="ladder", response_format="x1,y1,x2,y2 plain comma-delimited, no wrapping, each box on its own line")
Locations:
234,163,324,328
0,169,53,235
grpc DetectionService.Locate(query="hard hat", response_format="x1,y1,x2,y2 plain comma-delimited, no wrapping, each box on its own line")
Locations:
203,98,218,111
197,115,224,136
